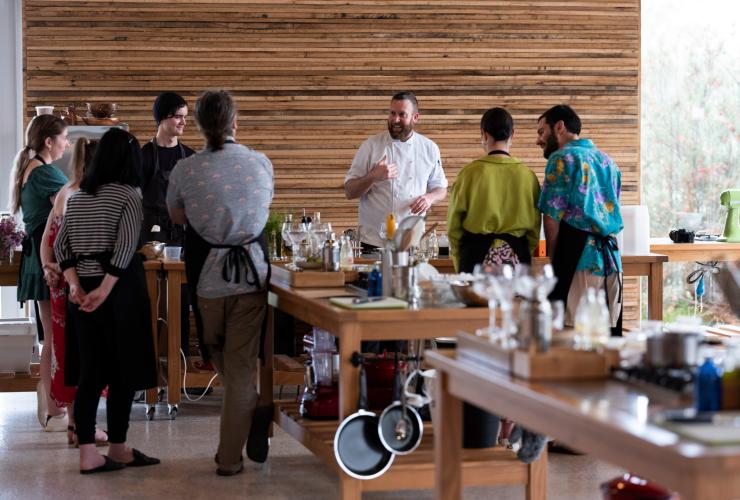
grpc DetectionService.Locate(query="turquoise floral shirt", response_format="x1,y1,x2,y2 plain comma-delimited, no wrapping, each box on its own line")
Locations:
537,139,622,276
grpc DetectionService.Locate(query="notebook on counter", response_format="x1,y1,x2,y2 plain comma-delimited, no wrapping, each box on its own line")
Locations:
329,297,409,310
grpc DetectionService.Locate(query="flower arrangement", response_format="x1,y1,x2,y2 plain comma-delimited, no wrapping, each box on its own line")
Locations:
0,216,26,263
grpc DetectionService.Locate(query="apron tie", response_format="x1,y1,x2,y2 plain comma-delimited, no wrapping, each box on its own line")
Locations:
212,240,261,288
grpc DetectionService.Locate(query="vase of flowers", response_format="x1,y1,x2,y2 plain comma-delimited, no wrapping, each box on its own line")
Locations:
0,216,26,265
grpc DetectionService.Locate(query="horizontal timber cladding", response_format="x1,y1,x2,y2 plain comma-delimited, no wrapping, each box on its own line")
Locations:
23,0,642,322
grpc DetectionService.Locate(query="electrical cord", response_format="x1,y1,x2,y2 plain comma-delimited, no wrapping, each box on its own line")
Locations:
155,271,218,403
180,348,219,402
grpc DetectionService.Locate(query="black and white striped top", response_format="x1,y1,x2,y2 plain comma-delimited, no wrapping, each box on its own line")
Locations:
54,183,143,277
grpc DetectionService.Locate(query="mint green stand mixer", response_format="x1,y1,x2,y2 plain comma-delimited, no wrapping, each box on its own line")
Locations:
720,189,740,242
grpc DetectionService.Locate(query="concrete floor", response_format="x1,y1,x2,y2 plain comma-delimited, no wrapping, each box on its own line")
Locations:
0,389,622,499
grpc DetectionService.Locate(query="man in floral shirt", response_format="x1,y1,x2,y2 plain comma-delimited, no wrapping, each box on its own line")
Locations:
536,104,623,336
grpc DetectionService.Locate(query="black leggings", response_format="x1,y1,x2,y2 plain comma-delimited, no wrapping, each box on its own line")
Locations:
72,277,135,445
74,380,134,445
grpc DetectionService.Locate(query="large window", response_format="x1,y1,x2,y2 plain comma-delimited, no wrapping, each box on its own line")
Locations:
642,0,740,322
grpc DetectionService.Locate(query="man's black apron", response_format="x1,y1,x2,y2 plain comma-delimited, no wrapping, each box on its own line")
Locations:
184,223,271,363
548,221,623,337
142,141,187,245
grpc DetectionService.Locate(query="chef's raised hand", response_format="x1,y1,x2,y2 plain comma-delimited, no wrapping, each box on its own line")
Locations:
410,193,433,214
369,154,398,182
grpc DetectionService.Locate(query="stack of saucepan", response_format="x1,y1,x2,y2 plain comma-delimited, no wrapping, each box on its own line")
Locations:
333,341,432,479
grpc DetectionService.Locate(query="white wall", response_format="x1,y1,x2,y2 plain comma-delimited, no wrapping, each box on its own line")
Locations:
0,0,25,317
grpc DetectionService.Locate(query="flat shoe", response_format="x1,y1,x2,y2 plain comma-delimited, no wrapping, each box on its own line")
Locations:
124,448,160,467
216,463,244,476
80,456,126,475
44,413,68,432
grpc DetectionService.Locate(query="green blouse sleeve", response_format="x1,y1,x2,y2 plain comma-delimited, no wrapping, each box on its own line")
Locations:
30,165,68,199
446,170,468,273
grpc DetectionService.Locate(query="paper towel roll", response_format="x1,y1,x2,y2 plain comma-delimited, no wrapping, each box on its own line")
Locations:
617,205,650,255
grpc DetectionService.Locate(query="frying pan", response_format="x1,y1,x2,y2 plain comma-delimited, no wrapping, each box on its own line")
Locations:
333,365,395,480
377,353,423,455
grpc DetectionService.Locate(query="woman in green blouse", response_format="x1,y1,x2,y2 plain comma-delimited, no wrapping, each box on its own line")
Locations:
447,107,541,273
447,107,542,450
9,114,69,430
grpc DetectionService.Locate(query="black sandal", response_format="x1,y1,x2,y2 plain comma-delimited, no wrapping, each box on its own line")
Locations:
80,456,126,475
124,448,160,467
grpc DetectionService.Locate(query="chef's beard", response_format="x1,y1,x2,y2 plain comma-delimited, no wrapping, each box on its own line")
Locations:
388,122,413,141
542,133,560,159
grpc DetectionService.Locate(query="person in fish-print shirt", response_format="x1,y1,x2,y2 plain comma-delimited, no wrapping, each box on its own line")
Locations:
536,104,624,335
167,90,274,475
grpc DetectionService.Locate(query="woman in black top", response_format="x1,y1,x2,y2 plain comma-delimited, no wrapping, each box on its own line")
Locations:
55,128,159,474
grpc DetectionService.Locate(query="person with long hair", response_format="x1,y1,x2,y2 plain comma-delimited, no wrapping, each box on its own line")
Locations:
54,128,159,474
40,138,108,446
166,90,274,475
9,114,69,431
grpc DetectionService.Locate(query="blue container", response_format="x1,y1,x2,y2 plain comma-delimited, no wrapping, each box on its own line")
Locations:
368,267,381,297
695,357,722,412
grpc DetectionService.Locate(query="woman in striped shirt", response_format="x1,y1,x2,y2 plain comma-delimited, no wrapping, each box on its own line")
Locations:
55,128,159,474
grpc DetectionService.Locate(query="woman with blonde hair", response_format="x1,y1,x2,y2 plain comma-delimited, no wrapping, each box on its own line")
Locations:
9,114,69,431
40,138,108,446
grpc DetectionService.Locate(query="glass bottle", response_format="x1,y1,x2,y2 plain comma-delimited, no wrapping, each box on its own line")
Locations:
574,289,594,350
367,265,381,297
437,233,449,256
281,213,293,260
301,208,312,225
339,235,354,271
695,357,722,412
428,229,439,259
593,289,611,348
722,343,740,410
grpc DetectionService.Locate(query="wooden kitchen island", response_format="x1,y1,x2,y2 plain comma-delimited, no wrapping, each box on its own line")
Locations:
428,348,740,500
261,278,547,500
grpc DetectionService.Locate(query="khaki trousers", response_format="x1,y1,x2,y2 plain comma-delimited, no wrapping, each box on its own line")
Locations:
198,291,267,471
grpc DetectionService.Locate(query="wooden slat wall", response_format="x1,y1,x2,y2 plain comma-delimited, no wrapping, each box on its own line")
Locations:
23,0,641,322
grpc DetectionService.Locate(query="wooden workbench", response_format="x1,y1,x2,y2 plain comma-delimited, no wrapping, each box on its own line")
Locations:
650,238,740,262
428,348,740,500
261,279,545,500
360,254,668,321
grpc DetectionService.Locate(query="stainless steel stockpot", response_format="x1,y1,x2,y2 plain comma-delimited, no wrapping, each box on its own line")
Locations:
645,331,700,368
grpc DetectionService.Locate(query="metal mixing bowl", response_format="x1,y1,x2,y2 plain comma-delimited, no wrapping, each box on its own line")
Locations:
140,241,165,260
449,280,487,307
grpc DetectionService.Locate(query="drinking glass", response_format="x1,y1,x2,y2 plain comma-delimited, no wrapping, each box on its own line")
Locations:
281,220,293,261
473,264,517,347
311,221,332,244
286,222,309,267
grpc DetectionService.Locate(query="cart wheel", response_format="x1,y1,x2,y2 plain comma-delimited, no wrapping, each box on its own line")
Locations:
168,404,178,419
157,388,165,402
145,406,155,421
